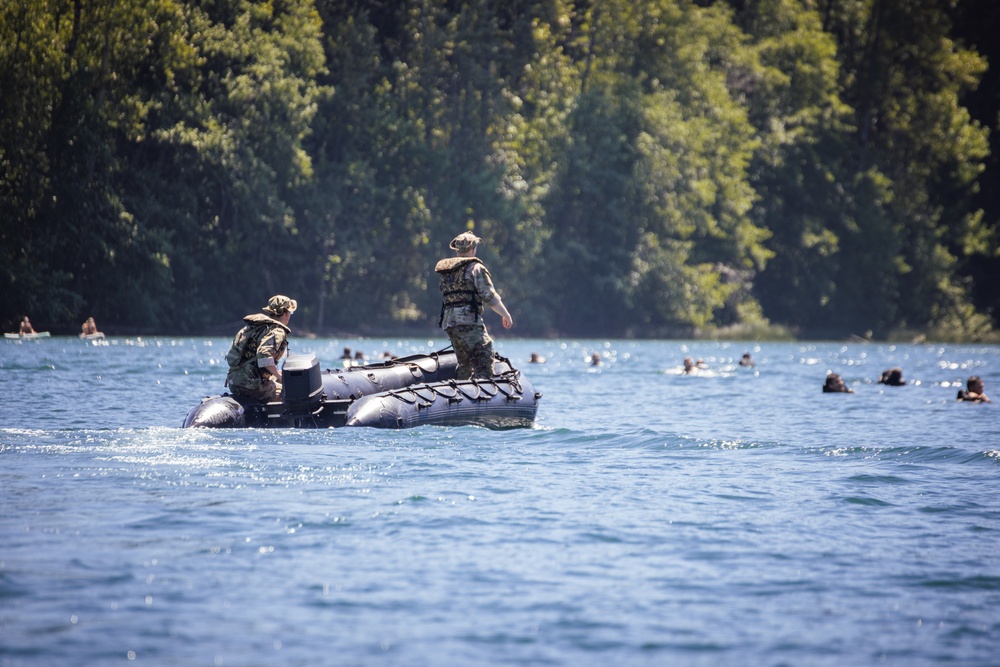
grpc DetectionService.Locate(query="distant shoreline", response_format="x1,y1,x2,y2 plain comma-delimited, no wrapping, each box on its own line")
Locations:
14,326,1000,345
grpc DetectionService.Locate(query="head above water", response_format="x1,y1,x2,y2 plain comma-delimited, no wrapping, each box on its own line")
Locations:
450,232,481,252
823,372,853,393
878,367,905,386
263,295,297,318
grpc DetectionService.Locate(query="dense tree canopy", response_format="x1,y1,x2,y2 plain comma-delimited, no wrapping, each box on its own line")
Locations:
2,0,997,339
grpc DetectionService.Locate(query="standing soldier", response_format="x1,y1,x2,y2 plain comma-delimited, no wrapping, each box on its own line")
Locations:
225,295,297,402
435,231,512,380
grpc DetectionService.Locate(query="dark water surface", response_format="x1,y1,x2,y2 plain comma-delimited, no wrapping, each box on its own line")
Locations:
1,336,998,666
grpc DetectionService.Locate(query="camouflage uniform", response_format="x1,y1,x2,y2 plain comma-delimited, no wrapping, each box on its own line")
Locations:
436,255,500,380
225,296,295,403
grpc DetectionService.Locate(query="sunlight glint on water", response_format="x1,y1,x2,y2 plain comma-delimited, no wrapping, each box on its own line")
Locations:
1,337,997,666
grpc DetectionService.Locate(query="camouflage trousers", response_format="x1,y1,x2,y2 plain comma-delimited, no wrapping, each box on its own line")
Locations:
227,364,282,403
445,324,495,380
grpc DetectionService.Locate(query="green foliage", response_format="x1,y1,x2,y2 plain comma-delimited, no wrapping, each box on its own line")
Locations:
0,0,994,340
813,0,990,336
729,0,993,338
541,0,769,335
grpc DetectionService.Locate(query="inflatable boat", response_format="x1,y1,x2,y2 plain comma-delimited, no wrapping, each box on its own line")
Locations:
345,370,538,429
183,349,541,430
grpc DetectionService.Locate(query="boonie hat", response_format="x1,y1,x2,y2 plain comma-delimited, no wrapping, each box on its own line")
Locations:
264,294,297,316
448,232,482,252
450,231,482,251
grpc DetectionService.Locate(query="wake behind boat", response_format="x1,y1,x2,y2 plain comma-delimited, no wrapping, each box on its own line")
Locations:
183,348,541,429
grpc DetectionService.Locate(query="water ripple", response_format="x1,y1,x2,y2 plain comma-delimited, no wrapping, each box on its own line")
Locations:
1,338,998,666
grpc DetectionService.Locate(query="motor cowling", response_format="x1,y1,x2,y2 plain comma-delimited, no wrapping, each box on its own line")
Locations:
282,353,323,414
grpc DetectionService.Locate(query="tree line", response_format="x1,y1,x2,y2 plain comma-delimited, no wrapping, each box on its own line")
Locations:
2,0,998,340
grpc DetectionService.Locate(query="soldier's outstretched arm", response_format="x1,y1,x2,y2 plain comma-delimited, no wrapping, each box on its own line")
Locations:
490,297,513,329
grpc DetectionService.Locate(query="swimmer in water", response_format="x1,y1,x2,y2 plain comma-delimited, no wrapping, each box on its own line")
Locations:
957,376,990,403
878,367,906,386
823,373,853,393
683,357,707,374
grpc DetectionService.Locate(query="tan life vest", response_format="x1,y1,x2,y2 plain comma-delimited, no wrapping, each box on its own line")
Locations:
435,256,484,326
224,313,289,385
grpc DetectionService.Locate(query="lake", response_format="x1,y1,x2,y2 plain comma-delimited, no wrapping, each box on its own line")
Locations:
1,336,997,666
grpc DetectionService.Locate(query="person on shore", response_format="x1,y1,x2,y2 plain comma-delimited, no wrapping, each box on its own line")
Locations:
81,317,99,336
435,231,512,380
225,295,297,403
957,376,990,403
823,373,854,393
19,317,35,334
878,367,906,386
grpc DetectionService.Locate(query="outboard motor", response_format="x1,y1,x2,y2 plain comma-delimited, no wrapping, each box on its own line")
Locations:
282,353,324,415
